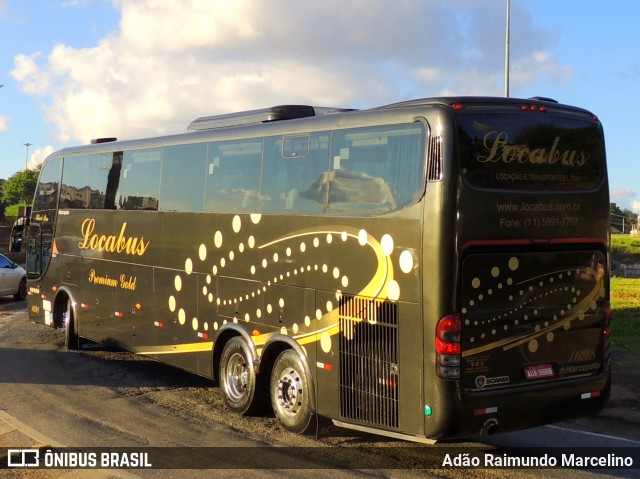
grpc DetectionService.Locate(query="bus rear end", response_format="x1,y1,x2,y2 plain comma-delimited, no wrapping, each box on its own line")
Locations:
439,98,610,438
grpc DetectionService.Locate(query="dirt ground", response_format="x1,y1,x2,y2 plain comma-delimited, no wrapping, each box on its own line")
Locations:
608,349,640,412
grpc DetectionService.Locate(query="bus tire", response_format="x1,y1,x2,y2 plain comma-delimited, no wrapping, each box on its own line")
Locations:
270,350,315,434
219,337,264,415
63,299,80,351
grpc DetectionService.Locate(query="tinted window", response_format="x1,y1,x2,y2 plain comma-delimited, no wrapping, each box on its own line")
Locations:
262,134,330,214
205,139,262,212
160,143,207,212
32,157,62,211
325,123,426,215
115,148,161,210
60,153,113,209
0,255,11,268
457,113,605,191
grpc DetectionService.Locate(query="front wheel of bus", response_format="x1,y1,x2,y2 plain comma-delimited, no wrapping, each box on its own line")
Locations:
270,350,315,434
62,299,80,351
219,337,263,415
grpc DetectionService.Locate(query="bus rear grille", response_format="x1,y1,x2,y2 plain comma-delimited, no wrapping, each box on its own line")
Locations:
339,295,399,429
427,135,442,181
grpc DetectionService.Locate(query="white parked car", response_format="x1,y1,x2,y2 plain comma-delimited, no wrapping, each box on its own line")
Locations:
0,253,27,301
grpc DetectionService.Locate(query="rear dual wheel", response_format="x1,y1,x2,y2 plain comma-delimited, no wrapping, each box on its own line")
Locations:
219,337,265,415
219,339,316,435
270,350,315,434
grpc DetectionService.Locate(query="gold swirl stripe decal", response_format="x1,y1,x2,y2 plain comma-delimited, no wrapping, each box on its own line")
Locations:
134,342,214,355
462,270,604,358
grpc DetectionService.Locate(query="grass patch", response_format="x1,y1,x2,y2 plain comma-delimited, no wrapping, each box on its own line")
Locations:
611,277,640,352
611,234,640,256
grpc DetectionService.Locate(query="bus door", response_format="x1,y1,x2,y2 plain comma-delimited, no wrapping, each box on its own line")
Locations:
27,222,56,325
26,224,42,279
26,223,54,280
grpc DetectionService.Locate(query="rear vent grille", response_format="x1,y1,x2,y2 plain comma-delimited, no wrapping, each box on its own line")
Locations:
339,295,399,429
427,135,443,181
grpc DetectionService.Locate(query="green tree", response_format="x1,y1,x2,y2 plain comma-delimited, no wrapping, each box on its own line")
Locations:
2,169,39,206
0,178,6,219
610,202,624,217
611,202,639,233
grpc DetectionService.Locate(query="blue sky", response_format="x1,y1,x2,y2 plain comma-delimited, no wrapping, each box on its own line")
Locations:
1,0,639,212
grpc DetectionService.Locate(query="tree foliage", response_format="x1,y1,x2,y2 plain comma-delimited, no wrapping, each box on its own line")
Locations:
611,202,639,233
1,169,40,206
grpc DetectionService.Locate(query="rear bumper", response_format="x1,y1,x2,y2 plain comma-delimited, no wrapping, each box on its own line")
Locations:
437,359,611,440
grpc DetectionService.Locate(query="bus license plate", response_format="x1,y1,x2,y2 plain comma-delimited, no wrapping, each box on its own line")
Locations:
524,364,555,380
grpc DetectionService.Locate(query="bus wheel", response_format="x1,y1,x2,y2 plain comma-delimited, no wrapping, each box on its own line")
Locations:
219,337,262,415
62,299,80,351
270,350,315,434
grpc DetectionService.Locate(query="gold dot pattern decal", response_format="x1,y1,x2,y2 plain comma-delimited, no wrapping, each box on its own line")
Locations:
164,214,420,347
461,252,606,358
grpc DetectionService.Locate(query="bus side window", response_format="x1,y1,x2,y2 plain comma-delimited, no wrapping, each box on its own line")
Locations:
160,143,207,212
116,148,161,210
32,157,62,212
205,139,262,213
262,134,330,214
325,124,425,215
59,153,113,209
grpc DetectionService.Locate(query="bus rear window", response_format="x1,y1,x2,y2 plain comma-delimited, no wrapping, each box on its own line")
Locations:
456,113,605,191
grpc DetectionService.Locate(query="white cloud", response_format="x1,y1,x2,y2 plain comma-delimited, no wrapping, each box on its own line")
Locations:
610,188,637,210
0,114,7,131
633,201,640,215
12,53,51,96
28,146,55,170
12,0,571,145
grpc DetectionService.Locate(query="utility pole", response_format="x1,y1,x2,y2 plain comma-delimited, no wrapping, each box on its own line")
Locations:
505,0,511,97
23,142,32,170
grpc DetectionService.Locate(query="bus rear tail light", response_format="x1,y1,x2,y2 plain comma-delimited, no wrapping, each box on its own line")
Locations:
436,313,462,379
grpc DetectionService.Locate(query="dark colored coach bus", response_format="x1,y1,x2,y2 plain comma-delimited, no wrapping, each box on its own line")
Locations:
27,97,610,442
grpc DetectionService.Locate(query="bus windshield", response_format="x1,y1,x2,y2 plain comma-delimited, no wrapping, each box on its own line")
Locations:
456,112,606,191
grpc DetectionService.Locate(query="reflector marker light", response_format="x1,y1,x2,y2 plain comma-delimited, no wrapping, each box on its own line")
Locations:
317,362,333,371
580,391,601,400
520,104,547,112
197,332,208,339
154,321,164,328
473,406,498,416
80,303,89,309
115,311,124,318
378,378,397,388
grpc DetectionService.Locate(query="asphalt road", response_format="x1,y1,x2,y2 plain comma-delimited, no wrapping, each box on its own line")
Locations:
1,298,638,479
